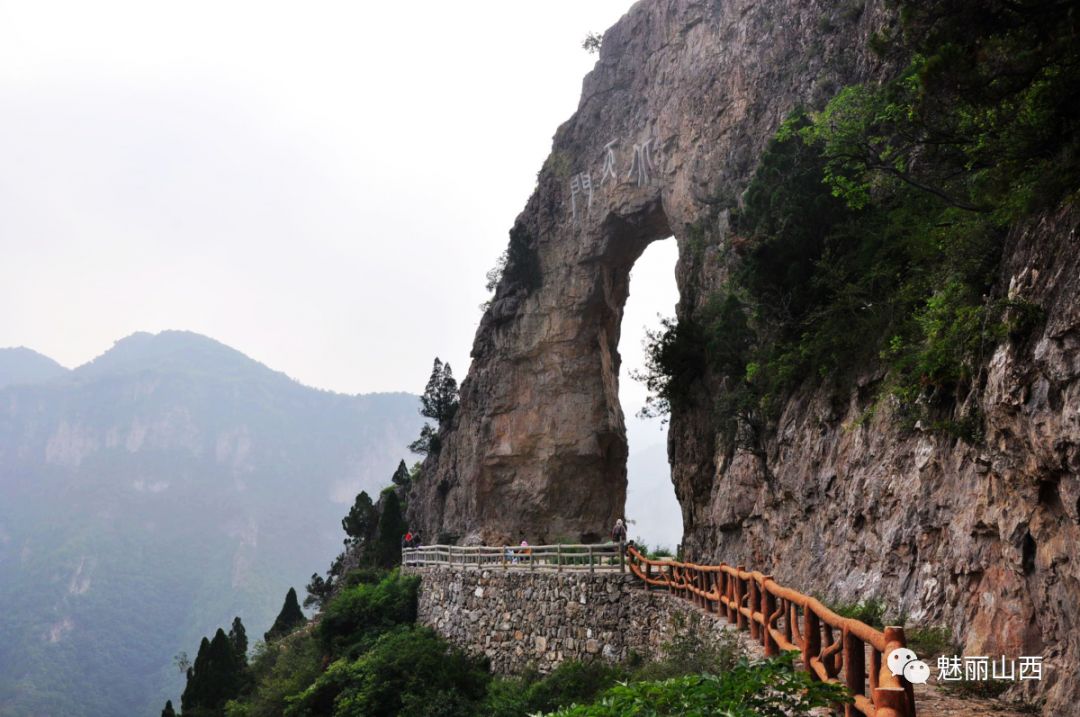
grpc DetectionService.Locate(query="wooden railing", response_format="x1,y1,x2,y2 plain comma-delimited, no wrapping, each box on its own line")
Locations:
626,545,916,717
403,542,625,573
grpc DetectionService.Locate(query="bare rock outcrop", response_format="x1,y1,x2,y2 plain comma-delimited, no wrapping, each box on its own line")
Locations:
409,0,889,544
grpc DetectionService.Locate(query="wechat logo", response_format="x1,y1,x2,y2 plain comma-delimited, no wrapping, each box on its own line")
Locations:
887,647,931,685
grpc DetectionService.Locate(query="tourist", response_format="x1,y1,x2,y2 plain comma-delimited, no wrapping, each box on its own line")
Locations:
611,519,627,552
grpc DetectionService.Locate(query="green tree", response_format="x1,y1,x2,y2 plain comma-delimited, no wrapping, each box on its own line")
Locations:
161,699,176,717
228,617,248,666
408,424,440,456
419,358,459,425
370,491,408,568
341,490,377,547
317,571,420,658
290,626,489,717
181,629,245,716
581,32,602,54
411,359,459,455
264,588,307,643
390,460,410,487
304,572,333,610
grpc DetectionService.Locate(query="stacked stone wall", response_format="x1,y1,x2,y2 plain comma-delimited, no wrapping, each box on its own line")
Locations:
407,566,740,673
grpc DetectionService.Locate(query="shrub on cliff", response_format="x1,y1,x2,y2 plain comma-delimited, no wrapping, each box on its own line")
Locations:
287,626,490,717
485,661,626,717
544,655,848,717
318,570,419,658
639,0,1075,445
225,632,324,717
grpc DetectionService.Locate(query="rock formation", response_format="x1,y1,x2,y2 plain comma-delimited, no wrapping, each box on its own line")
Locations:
408,0,1078,711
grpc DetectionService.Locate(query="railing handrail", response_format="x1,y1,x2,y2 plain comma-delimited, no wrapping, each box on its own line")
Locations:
405,542,620,550
401,541,626,573
624,545,916,717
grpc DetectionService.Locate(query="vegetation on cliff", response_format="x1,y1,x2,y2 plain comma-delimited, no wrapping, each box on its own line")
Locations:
640,0,1076,447
167,461,844,717
408,357,460,457
172,565,842,716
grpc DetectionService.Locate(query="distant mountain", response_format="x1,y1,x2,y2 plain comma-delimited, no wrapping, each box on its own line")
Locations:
0,347,69,389
0,331,424,717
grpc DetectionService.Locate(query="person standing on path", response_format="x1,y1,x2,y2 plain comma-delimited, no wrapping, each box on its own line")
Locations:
611,518,627,554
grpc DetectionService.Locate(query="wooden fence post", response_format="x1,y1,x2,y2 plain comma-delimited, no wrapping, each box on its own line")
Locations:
872,688,908,717
784,600,794,648
557,544,562,573
844,628,866,717
748,577,760,640
735,567,746,630
881,626,915,717
804,608,820,679
762,578,777,656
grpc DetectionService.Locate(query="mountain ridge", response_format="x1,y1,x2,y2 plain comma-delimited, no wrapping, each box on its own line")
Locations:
0,330,425,716
0,346,69,389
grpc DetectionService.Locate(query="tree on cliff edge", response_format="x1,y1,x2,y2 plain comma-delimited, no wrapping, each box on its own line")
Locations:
391,459,411,486
264,587,307,643
370,490,408,568
410,358,459,455
342,490,378,546
180,629,244,716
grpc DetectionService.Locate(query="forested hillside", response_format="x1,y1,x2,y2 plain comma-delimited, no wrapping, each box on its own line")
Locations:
0,331,422,716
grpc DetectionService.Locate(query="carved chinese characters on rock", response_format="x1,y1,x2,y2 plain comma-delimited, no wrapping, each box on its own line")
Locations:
568,133,660,224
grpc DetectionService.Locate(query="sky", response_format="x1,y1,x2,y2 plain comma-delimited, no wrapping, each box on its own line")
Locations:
0,0,683,544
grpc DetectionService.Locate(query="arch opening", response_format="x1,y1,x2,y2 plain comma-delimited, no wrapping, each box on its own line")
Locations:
618,237,683,552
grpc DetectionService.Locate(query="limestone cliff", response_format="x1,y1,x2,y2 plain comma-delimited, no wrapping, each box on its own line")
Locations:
407,0,1078,712
410,0,890,543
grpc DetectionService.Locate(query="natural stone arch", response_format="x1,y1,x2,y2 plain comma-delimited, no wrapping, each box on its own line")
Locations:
408,0,881,545
403,3,1080,712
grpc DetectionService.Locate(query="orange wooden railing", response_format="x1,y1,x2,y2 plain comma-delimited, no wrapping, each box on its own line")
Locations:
626,546,916,717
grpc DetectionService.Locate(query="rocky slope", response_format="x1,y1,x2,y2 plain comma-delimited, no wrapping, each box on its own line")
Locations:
408,0,1077,712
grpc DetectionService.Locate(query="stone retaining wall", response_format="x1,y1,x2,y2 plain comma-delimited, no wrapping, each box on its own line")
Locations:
406,566,744,674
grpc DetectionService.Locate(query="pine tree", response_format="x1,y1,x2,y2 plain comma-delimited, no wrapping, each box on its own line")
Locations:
438,363,459,423
419,358,459,425
371,490,408,568
180,637,211,714
264,587,306,642
180,627,247,715
342,490,377,546
228,616,248,666
391,459,411,486
410,359,459,455
161,699,176,717
408,423,440,456
304,572,333,609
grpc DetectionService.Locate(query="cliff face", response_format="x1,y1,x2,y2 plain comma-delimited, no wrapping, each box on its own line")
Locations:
691,205,1080,712
409,0,889,543
408,0,1078,711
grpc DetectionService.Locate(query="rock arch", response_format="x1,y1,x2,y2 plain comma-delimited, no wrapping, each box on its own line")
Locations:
408,0,880,544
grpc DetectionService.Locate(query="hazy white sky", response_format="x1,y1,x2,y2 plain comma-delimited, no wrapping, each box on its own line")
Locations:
0,0,682,544
0,0,684,397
